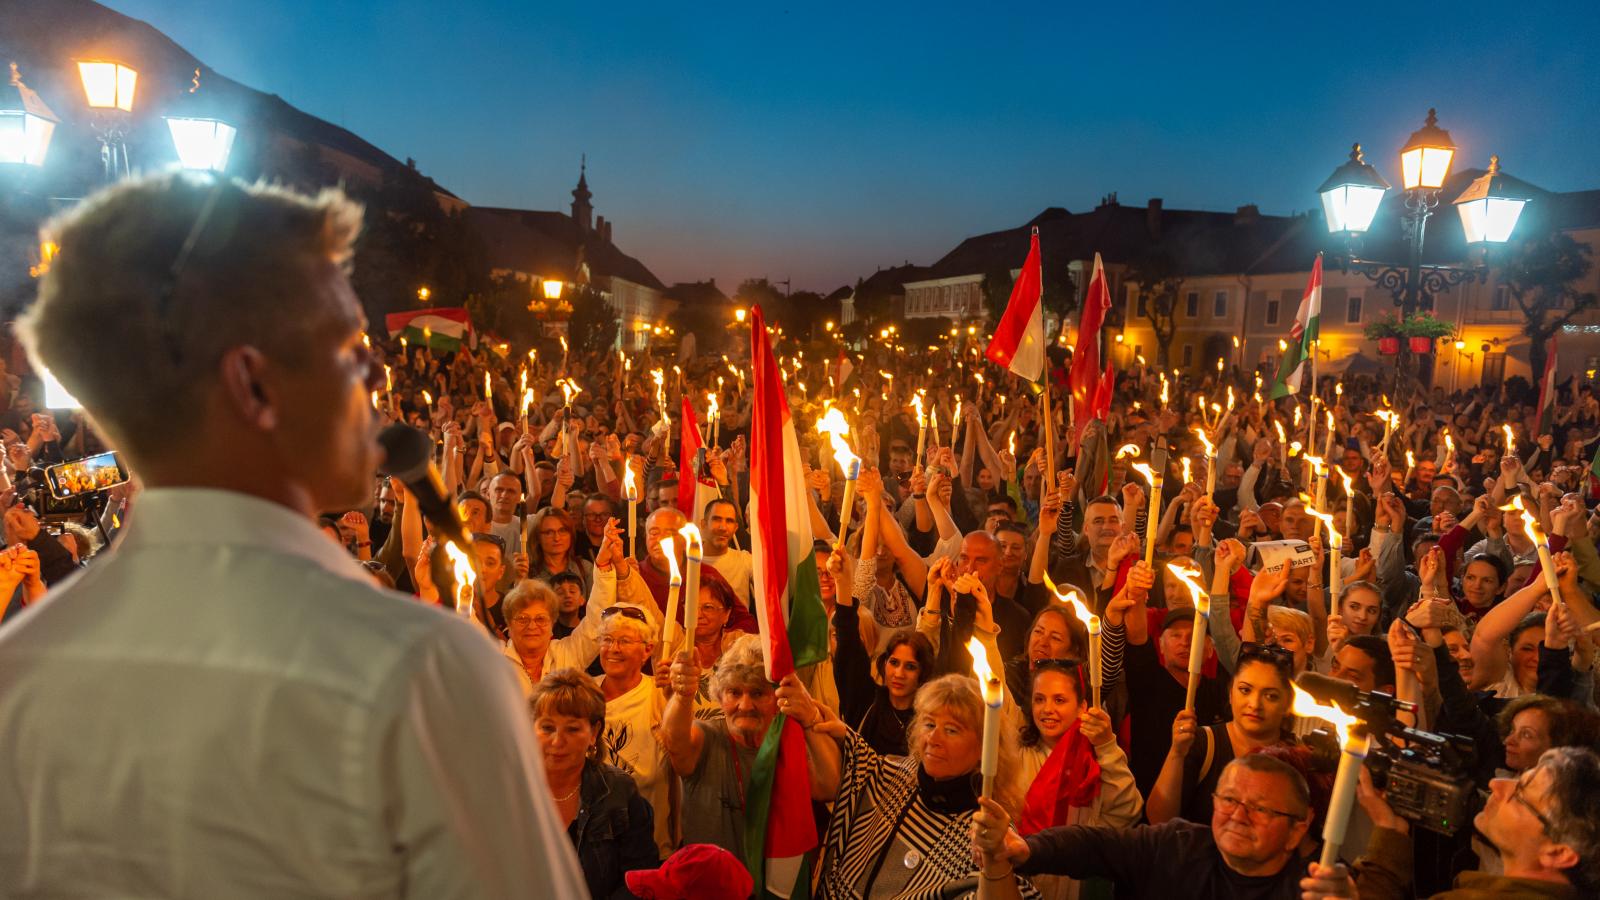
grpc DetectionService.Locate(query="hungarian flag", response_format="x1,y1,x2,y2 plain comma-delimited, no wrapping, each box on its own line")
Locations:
676,395,720,522
1269,255,1322,399
385,307,471,352
746,306,829,898
1536,336,1559,436
1068,253,1112,449
985,227,1045,382
834,350,855,393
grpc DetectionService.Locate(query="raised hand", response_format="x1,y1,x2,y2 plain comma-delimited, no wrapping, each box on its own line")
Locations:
1107,532,1141,573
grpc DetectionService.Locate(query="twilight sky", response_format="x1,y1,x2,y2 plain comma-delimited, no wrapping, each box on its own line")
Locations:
105,0,1600,293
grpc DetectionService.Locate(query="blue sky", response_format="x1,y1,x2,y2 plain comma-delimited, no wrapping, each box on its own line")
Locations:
106,0,1600,292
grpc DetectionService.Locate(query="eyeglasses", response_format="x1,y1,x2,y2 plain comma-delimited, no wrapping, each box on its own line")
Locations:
1510,776,1554,833
537,528,569,538
1212,793,1303,824
511,614,552,629
600,636,645,648
1238,641,1296,670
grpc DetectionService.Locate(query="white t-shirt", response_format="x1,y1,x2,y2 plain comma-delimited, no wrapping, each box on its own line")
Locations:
704,548,753,609
597,674,675,857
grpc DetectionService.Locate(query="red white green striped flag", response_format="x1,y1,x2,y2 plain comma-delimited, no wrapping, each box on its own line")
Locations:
384,307,471,352
745,305,828,898
1269,255,1322,400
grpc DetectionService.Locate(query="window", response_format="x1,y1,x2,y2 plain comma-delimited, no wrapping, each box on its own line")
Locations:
1130,285,1147,319
1181,344,1194,367
1213,290,1228,318
1185,291,1200,317
1265,299,1280,326
1347,295,1363,324
1492,285,1511,311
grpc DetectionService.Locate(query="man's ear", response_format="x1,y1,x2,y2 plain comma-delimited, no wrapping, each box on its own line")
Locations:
1540,840,1580,875
217,346,277,431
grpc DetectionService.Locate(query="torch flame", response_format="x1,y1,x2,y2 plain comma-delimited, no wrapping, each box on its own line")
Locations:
1305,454,1324,477
1166,563,1211,617
662,537,681,585
1292,682,1361,745
370,390,380,410
911,392,926,427
1008,430,1016,457
1502,424,1516,456
560,335,568,354
1192,428,1215,458
483,371,492,400
678,522,703,555
1444,430,1455,455
953,396,963,427
1115,443,1141,459
1131,462,1157,485
1499,495,1545,546
1405,449,1416,471
521,388,535,419
1181,457,1193,484
623,461,638,501
1338,467,1355,499
1273,421,1286,444
442,540,477,615
422,389,433,406
384,364,392,392
967,636,994,684
707,392,720,421
1160,375,1170,406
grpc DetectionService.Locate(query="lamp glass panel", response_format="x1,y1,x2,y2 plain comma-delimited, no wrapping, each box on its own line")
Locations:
1459,197,1526,244
1320,184,1384,234
115,66,137,112
78,62,118,108
543,280,564,300
1419,146,1453,190
0,113,24,164
1400,147,1422,190
25,114,54,165
167,117,236,171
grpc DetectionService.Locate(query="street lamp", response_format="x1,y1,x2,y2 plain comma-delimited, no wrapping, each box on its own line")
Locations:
0,64,59,167
1453,156,1533,245
163,69,236,172
1318,144,1390,234
542,279,564,301
77,59,138,180
735,308,747,324
417,286,431,302
1318,108,1528,323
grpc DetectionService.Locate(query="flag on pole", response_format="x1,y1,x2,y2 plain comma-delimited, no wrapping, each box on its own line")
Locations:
385,307,472,352
1068,253,1112,448
835,349,855,392
985,227,1045,382
1536,336,1559,436
745,306,828,898
676,396,720,521
1269,255,1323,399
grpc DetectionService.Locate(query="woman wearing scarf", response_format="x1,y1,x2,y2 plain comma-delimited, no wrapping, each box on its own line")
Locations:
1011,661,1142,900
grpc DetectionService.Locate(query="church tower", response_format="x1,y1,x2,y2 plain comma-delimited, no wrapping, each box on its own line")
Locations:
571,155,593,236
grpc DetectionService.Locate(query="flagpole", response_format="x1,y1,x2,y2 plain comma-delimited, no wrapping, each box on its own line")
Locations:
1042,383,1056,483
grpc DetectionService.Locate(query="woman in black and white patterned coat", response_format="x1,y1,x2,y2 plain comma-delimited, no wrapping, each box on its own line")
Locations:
775,672,1039,900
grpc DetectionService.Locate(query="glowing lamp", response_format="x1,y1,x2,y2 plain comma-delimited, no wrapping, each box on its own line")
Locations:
0,65,58,166
1398,108,1455,191
542,279,564,300
1318,143,1390,234
1453,156,1532,244
77,60,138,112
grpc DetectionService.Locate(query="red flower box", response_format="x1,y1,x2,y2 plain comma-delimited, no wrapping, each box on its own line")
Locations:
1408,336,1434,353
1378,337,1401,355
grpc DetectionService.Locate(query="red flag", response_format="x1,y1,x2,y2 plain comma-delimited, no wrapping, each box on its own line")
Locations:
1018,720,1102,835
676,396,717,519
985,228,1045,382
1069,253,1111,448
1092,354,1114,421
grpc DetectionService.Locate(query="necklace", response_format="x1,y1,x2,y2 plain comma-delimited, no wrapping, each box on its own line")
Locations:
552,782,581,803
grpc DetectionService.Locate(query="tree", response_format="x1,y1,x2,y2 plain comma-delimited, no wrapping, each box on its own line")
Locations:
348,164,490,329
1126,250,1184,367
567,284,619,355
734,278,788,327
981,265,1013,325
464,275,540,346
1505,232,1596,380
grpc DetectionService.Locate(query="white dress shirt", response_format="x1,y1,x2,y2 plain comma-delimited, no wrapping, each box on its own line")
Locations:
0,488,587,899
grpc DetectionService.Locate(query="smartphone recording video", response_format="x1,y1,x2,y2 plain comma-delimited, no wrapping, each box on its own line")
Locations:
44,451,130,499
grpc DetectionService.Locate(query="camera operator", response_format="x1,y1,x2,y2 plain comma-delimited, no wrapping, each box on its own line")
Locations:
1300,746,1600,899
0,172,583,897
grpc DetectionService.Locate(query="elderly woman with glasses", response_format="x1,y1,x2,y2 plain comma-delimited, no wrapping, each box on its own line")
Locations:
773,672,1040,899
529,669,659,900
502,517,627,695
595,602,675,858
527,506,594,597
1147,643,1298,827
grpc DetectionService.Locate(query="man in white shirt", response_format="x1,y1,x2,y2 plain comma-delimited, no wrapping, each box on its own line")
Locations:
0,172,584,899
701,497,752,609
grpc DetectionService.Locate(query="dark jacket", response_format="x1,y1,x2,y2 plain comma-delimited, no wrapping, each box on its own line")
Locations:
1021,819,1312,899
569,759,659,900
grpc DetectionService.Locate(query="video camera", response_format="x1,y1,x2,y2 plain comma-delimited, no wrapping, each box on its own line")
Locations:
1297,672,1478,836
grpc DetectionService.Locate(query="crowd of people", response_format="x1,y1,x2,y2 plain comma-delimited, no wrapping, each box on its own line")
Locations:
4,172,1600,899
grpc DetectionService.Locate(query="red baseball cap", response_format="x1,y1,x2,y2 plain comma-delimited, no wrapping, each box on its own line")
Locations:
624,844,754,900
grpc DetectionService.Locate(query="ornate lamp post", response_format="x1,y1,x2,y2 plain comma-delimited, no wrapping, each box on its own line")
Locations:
0,63,58,168
1318,109,1531,321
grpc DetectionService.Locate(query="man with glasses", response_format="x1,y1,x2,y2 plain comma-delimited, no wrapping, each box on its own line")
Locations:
974,753,1324,899
620,506,757,635
0,173,582,897
575,492,616,564
1297,745,1600,899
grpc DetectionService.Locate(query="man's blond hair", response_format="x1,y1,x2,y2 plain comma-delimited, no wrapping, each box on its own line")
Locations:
19,171,363,465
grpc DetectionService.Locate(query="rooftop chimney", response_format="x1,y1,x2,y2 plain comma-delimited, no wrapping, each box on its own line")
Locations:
1234,203,1260,225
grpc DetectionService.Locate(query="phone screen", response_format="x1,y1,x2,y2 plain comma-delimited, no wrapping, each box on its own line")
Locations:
46,451,128,499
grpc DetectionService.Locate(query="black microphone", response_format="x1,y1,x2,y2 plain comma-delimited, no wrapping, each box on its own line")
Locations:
377,424,471,551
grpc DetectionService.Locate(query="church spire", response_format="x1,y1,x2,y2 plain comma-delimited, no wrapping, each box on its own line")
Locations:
571,154,593,235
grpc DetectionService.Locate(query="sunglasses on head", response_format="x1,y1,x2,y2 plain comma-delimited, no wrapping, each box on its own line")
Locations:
602,606,649,624
1238,641,1295,669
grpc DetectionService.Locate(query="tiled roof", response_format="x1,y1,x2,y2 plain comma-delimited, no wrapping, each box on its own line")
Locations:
467,207,666,291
